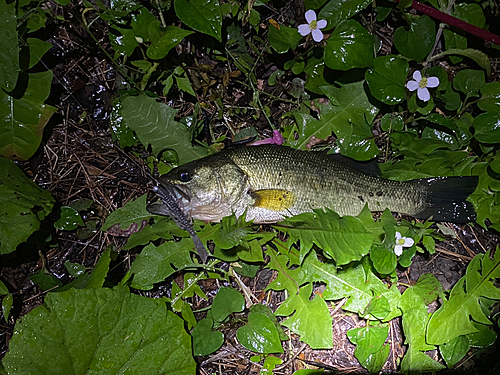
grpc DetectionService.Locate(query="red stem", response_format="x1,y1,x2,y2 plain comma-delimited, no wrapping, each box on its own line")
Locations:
396,0,500,47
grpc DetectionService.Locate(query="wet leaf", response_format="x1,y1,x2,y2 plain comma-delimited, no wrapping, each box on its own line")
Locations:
191,318,224,356
64,261,86,277
268,23,302,53
210,287,245,323
365,55,409,104
101,194,151,235
273,209,374,266
3,287,197,374
453,69,485,97
393,15,435,61
236,312,284,354
54,206,85,231
0,0,18,91
2,294,13,321
120,95,208,164
478,82,500,113
347,324,390,373
319,0,372,29
427,249,500,345
473,112,500,144
380,113,404,132
324,20,373,70
275,283,333,349
250,304,289,341
0,158,55,255
27,38,52,69
147,26,193,60
439,335,469,368
0,71,57,160
174,0,222,42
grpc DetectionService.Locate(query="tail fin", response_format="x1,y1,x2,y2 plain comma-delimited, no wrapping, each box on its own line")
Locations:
414,176,479,223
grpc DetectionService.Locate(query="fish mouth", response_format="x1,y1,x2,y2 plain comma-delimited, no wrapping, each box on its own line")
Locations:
158,180,192,214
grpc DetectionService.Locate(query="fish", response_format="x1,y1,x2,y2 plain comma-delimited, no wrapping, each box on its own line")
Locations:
147,179,208,262
148,145,478,225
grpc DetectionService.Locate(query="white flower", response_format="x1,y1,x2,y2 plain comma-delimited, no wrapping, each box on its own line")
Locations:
298,10,327,42
406,70,440,102
394,232,414,256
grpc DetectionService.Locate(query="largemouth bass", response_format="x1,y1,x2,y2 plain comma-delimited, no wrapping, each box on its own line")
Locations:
149,145,478,224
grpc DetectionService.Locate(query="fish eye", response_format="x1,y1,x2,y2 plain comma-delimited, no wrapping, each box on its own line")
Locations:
179,171,191,182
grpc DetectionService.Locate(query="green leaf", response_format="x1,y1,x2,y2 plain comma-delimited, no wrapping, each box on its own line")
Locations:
2,294,13,321
371,244,397,275
175,76,196,97
426,249,500,345
109,26,139,57
275,283,333,349
319,0,372,29
0,158,55,255
478,82,500,113
191,318,224,356
268,23,302,53
236,312,284,354
0,0,18,91
473,112,500,144
393,15,435,61
273,209,374,265
250,304,288,341
54,206,85,230
27,38,52,69
305,0,329,10
120,95,208,164
122,217,180,250
174,0,222,42
211,287,246,323
0,280,8,295
0,71,57,160
429,48,491,76
213,214,254,250
324,20,373,70
453,69,485,97
412,273,443,305
101,194,151,234
30,270,62,291
147,26,193,60
439,335,470,368
64,261,86,277
365,55,409,105
380,113,404,132
347,324,390,373
3,287,196,374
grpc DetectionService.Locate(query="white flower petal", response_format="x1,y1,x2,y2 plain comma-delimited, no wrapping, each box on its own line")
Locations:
406,80,419,92
426,77,440,88
394,245,403,256
412,70,422,82
312,28,324,42
298,24,311,36
317,19,327,29
395,232,402,240
305,10,317,24
417,87,430,101
403,238,414,247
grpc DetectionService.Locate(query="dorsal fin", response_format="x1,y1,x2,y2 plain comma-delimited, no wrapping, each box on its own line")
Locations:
327,153,381,176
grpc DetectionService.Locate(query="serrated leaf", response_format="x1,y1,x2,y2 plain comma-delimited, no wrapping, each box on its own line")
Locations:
426,249,500,345
236,312,284,354
0,0,18,91
0,158,55,255
174,0,222,42
268,23,302,54
365,55,409,105
213,214,254,250
101,194,152,234
0,71,57,160
192,318,224,356
319,0,372,29
122,217,180,250
3,287,196,374
324,20,373,71
393,15,435,61
275,283,333,349
265,248,303,295
273,209,374,265
211,287,245,323
120,95,208,164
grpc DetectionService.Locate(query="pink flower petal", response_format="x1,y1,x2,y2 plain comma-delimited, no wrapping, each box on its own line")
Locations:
417,87,430,101
426,77,440,88
298,24,311,36
406,80,419,91
412,70,422,82
317,19,327,29
312,28,324,42
305,9,316,24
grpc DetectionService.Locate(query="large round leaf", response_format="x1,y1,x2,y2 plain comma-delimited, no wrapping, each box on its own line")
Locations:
319,0,372,29
393,16,435,61
174,0,222,42
365,55,409,104
474,113,500,143
325,20,374,71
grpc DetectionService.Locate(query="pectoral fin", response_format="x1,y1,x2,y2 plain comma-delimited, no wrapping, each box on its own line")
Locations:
252,189,297,211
